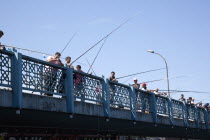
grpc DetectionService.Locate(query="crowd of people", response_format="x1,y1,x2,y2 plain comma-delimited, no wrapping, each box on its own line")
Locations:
179,94,210,110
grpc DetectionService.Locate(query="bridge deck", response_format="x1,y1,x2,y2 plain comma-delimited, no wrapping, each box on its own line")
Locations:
0,49,210,139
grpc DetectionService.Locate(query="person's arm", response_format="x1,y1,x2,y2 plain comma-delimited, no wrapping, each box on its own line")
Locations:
46,56,57,62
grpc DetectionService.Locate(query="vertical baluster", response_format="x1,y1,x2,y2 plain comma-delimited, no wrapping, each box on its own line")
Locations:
65,68,74,114
168,98,174,125
182,102,188,127
150,92,157,124
102,78,110,118
129,87,136,121
11,50,22,109
204,109,209,130
195,106,199,129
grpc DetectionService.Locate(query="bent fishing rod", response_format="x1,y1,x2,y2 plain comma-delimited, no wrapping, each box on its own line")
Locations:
71,13,140,65
117,68,165,80
61,32,77,54
87,37,108,73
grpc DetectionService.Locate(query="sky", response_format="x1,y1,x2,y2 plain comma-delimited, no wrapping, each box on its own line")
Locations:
1,0,210,103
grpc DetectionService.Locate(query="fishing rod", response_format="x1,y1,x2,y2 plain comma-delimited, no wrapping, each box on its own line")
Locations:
87,36,108,73
159,89,210,94
61,32,77,54
85,57,96,75
71,13,140,65
117,68,165,80
141,75,191,84
4,45,87,66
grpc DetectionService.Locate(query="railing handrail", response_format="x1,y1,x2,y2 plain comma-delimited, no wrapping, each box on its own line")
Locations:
0,49,15,55
108,80,131,88
73,69,104,81
22,54,67,69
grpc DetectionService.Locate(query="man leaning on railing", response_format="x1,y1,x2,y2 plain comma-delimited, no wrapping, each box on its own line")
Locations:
45,52,64,96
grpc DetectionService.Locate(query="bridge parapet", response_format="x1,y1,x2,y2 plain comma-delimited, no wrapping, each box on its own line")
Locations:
0,49,210,131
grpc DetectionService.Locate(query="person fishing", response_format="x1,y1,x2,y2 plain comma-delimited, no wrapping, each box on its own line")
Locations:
65,56,74,69
45,52,64,96
0,30,6,50
132,78,140,89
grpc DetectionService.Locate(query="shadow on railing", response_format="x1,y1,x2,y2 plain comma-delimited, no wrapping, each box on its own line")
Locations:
0,49,210,130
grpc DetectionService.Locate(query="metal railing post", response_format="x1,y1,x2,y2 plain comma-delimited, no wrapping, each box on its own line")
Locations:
195,106,199,129
204,109,209,130
65,68,74,114
182,102,188,127
150,93,157,124
129,87,136,121
102,78,110,118
11,51,22,109
168,98,174,125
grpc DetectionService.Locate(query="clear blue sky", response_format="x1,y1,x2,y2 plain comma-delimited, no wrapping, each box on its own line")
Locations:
1,0,210,102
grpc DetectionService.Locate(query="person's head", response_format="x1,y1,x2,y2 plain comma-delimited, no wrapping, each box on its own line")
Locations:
111,71,115,76
133,78,138,84
142,83,147,89
199,103,202,106
76,65,81,70
54,52,61,59
155,88,159,92
65,56,71,63
0,30,4,38
189,97,192,100
181,94,184,98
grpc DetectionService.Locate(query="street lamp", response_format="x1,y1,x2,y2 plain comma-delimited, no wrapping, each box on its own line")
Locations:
147,50,170,98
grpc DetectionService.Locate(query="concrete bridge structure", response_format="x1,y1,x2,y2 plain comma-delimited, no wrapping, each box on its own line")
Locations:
0,49,210,139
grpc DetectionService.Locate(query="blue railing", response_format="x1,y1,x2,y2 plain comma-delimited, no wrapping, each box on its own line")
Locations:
0,50,12,87
156,95,169,116
135,89,151,113
22,55,66,96
108,81,131,108
172,99,183,119
186,104,196,121
0,49,210,130
73,70,104,103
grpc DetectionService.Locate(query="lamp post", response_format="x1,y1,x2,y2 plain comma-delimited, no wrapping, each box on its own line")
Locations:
147,50,170,98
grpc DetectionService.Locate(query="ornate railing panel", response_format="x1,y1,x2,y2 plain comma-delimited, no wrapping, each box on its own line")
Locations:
0,51,12,87
156,95,169,116
22,55,65,96
108,81,131,108
73,70,103,103
197,108,205,123
135,89,151,112
172,100,183,119
186,104,196,121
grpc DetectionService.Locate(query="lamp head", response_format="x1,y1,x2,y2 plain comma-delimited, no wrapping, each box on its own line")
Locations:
147,50,154,53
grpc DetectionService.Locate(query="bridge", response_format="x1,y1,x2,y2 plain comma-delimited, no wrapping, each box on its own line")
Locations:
0,49,210,139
